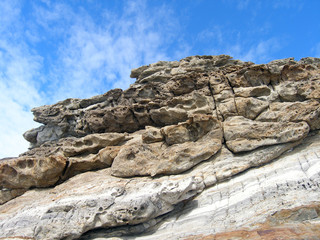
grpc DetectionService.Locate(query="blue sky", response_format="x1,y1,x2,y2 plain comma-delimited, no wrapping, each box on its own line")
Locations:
1,0,319,158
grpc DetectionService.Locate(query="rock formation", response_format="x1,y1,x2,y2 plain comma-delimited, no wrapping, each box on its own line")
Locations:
1,55,320,240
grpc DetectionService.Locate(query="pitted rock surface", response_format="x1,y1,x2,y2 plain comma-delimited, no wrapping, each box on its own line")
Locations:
1,55,320,240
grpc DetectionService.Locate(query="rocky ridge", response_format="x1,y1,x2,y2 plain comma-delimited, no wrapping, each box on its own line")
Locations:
0,55,320,240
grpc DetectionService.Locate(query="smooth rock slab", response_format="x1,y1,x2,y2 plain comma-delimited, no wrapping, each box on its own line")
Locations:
61,133,126,157
223,116,310,152
234,97,269,119
64,146,121,179
234,86,271,97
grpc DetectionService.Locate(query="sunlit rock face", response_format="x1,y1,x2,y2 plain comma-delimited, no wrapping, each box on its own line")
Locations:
1,55,320,240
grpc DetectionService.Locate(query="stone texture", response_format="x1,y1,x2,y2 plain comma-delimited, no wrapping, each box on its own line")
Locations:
64,146,121,179
0,155,66,189
234,85,271,97
234,97,269,119
111,114,223,177
0,188,26,205
149,91,216,126
256,100,320,130
1,55,320,240
0,170,205,240
61,133,126,157
141,126,163,144
0,133,127,203
79,133,320,240
223,116,310,152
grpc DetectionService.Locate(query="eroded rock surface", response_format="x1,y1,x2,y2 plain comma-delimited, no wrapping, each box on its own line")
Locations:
111,114,222,177
1,55,320,240
223,116,309,152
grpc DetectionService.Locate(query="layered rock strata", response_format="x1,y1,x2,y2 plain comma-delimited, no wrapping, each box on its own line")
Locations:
1,55,320,240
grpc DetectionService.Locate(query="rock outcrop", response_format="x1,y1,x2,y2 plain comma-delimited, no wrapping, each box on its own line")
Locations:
1,55,320,240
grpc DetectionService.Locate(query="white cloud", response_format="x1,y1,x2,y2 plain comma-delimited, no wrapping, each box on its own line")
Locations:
0,1,43,158
0,0,20,34
0,0,188,158
30,0,186,102
0,40,43,158
227,38,281,63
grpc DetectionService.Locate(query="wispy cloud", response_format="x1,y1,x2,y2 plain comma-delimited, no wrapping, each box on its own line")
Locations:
226,38,282,63
0,1,43,157
202,25,282,64
31,0,186,101
0,0,187,157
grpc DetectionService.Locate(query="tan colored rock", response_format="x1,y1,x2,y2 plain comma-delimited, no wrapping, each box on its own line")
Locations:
225,68,250,88
215,98,238,120
223,116,309,152
0,188,26,205
227,64,271,87
246,64,272,86
161,114,217,145
257,100,320,130
275,79,320,101
150,91,215,125
23,55,320,150
235,97,269,119
18,132,128,189
111,115,222,177
61,132,126,157
0,132,125,201
83,106,140,133
213,89,234,101
3,55,320,239
281,63,320,82
234,86,271,97
142,126,163,143
64,146,121,179
0,155,66,189
131,103,154,126
208,72,232,95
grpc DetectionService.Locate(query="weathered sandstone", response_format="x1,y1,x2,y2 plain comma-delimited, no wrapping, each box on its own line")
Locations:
111,114,222,177
1,55,320,240
223,116,309,152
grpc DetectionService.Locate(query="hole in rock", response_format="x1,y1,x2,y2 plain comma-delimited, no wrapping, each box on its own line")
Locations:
17,161,27,169
127,152,136,160
27,159,34,168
